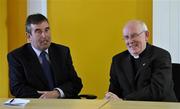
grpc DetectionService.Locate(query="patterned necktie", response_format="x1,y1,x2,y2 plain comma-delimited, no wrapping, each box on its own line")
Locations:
40,51,54,90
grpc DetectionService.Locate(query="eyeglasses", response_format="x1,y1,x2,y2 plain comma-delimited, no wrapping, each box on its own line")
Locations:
123,31,145,40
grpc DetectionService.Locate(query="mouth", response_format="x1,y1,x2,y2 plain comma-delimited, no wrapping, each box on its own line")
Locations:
129,44,137,50
41,40,50,45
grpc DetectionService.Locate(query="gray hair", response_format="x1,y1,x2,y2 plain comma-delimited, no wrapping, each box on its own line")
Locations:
141,21,148,31
123,20,149,33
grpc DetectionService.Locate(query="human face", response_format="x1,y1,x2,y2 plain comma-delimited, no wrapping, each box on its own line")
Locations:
123,23,148,56
27,21,51,51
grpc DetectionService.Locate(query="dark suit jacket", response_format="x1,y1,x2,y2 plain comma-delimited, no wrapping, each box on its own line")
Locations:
7,43,83,98
109,44,177,101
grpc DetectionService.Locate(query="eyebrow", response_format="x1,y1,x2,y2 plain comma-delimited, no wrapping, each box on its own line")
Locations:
124,31,145,36
34,28,41,33
45,27,50,30
34,26,50,32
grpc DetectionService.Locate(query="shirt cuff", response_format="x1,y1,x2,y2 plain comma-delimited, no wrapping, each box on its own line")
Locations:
54,88,65,98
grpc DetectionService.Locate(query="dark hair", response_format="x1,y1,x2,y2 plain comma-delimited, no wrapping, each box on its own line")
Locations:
26,13,49,34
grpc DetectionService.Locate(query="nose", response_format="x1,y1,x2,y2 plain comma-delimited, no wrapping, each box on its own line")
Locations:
41,31,46,38
126,37,134,42
126,38,134,46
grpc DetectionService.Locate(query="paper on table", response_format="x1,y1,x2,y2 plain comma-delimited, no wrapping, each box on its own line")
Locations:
4,98,30,106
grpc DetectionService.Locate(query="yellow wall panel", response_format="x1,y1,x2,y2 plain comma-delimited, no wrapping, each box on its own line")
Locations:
6,0,27,97
0,0,8,97
48,0,152,98
7,0,27,52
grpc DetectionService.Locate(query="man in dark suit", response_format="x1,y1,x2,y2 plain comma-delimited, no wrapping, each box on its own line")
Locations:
7,13,83,98
105,20,177,101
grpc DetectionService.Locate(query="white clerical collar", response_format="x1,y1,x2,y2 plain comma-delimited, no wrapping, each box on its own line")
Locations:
132,55,139,59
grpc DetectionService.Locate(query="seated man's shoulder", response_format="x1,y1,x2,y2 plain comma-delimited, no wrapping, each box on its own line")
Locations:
8,43,30,56
151,45,170,56
113,50,129,60
50,43,69,50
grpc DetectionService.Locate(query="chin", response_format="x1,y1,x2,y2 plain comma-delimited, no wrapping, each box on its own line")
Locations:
40,46,49,51
129,50,139,55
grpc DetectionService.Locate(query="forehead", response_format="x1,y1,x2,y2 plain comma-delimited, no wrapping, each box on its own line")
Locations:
123,22,143,35
30,21,49,30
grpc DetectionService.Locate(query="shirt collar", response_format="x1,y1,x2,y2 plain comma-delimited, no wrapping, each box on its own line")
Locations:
31,45,49,57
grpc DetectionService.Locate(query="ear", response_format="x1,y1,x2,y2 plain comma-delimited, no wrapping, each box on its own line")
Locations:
26,32,31,42
145,31,149,41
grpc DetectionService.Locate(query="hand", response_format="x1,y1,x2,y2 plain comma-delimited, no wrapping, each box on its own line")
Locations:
104,92,122,101
38,90,60,99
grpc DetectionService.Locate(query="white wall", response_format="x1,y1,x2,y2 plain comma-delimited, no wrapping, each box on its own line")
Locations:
27,0,47,17
153,0,180,63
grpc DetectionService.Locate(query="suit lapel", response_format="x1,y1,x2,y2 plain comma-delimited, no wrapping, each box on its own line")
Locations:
123,54,136,89
26,44,49,87
48,45,61,84
135,44,152,80
135,58,150,80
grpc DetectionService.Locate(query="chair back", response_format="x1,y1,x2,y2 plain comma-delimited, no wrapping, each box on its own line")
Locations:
172,63,180,101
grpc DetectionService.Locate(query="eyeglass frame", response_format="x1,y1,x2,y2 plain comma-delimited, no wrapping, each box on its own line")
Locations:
123,31,146,40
